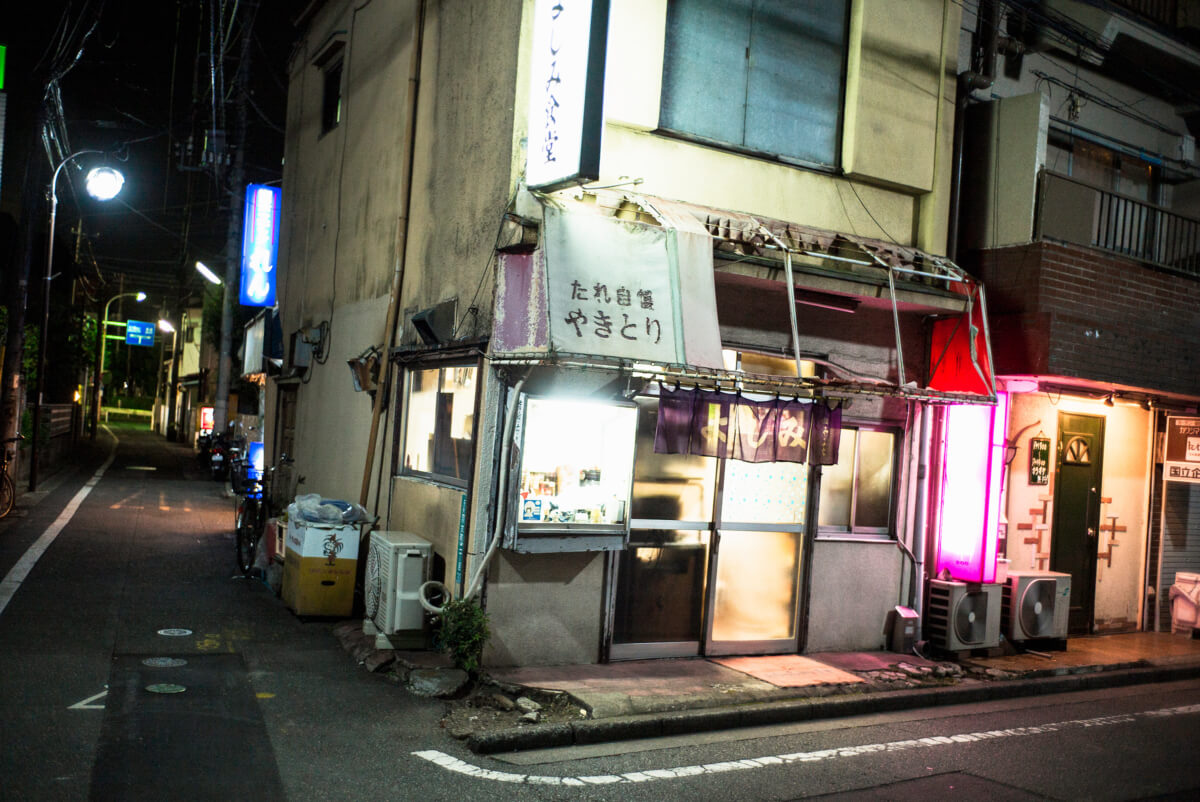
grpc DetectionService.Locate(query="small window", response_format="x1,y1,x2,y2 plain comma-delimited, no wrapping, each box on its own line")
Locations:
660,0,849,168
817,426,898,537
321,58,343,134
401,364,478,484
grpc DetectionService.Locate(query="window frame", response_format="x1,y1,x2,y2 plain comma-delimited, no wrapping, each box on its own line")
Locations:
815,422,902,541
320,56,344,135
397,360,481,489
657,0,851,172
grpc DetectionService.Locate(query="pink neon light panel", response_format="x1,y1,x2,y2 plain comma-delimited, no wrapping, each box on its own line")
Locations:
935,393,1009,583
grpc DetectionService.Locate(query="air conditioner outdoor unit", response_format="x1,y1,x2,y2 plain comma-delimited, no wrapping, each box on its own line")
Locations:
1003,569,1071,641
927,579,1001,651
365,530,433,635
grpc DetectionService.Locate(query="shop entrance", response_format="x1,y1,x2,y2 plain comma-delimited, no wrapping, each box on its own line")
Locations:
1051,411,1105,635
610,397,807,659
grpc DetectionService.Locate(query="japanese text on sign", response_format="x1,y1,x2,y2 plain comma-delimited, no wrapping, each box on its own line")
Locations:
1029,437,1050,485
1164,416,1200,484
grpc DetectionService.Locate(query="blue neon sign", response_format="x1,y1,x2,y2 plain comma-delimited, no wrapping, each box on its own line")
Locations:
125,320,156,346
239,184,281,307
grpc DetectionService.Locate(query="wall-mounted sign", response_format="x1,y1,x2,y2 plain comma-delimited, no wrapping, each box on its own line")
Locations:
1029,437,1051,485
525,0,609,191
1164,416,1200,484
239,183,281,307
125,320,155,346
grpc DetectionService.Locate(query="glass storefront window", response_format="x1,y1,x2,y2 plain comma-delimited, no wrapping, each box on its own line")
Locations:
710,529,801,642
632,397,717,521
720,459,807,525
818,427,896,535
517,397,637,529
402,364,477,483
613,529,709,644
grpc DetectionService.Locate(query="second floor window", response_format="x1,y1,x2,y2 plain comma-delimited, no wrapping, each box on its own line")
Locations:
321,58,343,134
660,0,849,169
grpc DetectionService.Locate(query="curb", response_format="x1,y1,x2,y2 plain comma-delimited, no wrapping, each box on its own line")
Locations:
466,660,1200,754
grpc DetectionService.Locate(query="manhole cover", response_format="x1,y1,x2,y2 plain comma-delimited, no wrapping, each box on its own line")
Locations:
142,657,188,668
145,683,187,694
156,628,192,637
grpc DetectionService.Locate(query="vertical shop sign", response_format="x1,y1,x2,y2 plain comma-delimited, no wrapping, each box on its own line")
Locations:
1029,437,1050,485
455,493,468,591
239,183,281,307
1164,416,1200,483
526,0,610,190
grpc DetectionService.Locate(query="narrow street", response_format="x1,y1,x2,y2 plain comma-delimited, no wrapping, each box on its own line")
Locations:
0,425,445,800
3,427,1200,801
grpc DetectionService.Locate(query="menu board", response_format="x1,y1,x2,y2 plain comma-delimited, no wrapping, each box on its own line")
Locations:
1029,437,1050,485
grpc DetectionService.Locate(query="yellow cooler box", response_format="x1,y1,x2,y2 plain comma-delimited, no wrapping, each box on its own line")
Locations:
281,513,360,617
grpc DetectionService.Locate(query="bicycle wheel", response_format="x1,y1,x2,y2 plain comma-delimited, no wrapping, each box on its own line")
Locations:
235,499,261,575
0,472,13,518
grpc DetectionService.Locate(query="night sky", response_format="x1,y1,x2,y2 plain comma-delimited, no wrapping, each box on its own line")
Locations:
3,0,295,304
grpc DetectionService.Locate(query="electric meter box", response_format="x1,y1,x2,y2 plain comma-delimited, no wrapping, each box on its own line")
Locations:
889,605,920,653
282,506,360,617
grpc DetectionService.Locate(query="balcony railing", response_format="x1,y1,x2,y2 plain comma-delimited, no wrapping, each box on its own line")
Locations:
1035,169,1200,278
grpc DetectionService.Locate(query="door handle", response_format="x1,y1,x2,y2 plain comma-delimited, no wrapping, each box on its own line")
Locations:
1087,527,1096,538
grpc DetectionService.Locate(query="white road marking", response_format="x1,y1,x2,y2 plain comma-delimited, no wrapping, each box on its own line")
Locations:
0,429,118,617
68,690,108,710
413,703,1200,786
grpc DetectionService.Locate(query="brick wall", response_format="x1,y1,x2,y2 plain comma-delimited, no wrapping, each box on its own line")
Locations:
972,241,1200,397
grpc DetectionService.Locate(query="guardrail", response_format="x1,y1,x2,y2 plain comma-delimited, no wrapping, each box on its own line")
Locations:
1036,169,1200,278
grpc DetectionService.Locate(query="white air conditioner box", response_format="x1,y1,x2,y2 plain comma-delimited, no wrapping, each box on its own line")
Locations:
927,579,1002,651
1003,569,1071,641
366,530,432,635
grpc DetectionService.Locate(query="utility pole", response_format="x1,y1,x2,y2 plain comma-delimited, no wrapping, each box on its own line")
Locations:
212,1,256,436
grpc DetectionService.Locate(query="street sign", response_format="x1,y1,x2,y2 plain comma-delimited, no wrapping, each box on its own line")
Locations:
125,320,155,346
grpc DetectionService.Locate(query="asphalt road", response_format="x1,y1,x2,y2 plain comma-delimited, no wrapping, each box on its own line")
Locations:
3,426,1199,801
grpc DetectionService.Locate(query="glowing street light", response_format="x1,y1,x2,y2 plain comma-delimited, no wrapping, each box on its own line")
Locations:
195,261,223,285
32,151,125,489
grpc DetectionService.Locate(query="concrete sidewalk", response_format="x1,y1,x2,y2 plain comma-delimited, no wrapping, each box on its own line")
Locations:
468,631,1200,754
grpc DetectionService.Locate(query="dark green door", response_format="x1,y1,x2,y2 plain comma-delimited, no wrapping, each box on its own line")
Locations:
1051,412,1105,635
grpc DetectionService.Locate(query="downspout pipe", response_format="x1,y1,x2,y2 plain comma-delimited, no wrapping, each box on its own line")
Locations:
949,0,997,261
910,403,933,637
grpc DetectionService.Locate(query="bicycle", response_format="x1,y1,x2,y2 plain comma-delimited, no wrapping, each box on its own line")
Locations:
1,435,23,519
234,451,295,576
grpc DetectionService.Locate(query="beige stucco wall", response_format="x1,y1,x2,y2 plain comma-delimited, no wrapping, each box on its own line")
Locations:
1003,392,1151,631
574,0,961,252
806,539,904,651
285,294,391,503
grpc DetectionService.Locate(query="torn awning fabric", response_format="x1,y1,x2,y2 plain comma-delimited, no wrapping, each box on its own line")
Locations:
654,386,841,465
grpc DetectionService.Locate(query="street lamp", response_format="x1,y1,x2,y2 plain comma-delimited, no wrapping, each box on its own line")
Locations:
90,290,146,440
195,261,223,284
153,318,179,436
31,151,125,490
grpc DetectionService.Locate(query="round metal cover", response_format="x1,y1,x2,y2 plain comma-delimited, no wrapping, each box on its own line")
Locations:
142,657,187,668
145,683,187,694
156,628,193,637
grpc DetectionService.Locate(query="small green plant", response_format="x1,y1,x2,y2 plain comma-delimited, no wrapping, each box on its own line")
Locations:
435,599,490,674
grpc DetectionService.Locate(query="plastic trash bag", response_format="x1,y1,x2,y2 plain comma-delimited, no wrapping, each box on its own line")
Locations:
294,494,368,524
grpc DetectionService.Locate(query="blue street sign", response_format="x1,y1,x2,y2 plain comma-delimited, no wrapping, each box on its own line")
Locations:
125,320,155,346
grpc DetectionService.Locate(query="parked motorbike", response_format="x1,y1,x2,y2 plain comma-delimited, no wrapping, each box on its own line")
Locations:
210,434,240,481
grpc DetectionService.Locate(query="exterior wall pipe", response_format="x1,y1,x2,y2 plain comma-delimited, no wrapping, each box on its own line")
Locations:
911,402,932,635
361,0,427,509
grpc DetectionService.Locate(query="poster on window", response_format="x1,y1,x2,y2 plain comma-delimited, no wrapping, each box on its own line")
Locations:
1165,416,1200,484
